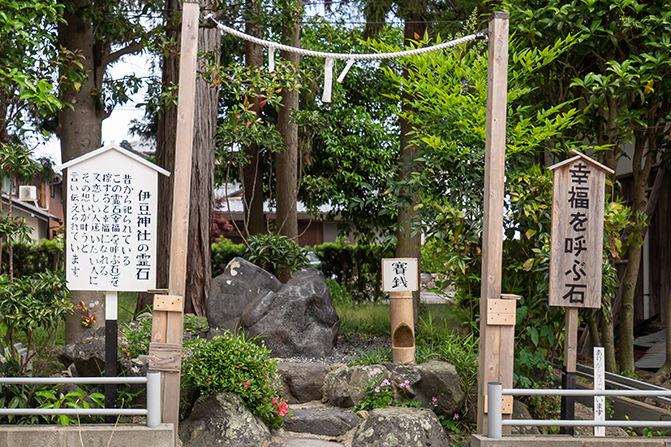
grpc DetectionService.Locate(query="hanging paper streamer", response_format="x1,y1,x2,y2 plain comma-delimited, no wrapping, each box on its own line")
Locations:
337,59,355,83
322,58,334,103
268,46,276,72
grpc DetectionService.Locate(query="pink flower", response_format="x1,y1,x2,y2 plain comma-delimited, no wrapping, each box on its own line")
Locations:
278,400,288,417
244,380,250,390
454,413,459,419
380,379,390,387
369,370,377,376
375,386,380,393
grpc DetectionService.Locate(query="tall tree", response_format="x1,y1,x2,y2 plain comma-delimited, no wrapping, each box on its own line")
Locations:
363,0,428,320
154,0,221,315
275,0,302,282
503,0,671,373
57,0,150,343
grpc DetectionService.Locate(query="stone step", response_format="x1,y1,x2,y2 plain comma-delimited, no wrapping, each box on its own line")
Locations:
283,401,363,438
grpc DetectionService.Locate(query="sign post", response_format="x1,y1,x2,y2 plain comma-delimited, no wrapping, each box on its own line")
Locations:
548,150,613,434
382,258,418,364
56,143,170,421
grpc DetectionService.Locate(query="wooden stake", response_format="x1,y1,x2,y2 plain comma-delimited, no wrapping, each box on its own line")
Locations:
560,307,578,434
477,11,510,435
162,1,199,442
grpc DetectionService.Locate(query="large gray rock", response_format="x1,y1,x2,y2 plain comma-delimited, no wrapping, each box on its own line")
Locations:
321,362,465,415
352,407,450,447
283,402,362,436
322,365,390,408
392,360,465,417
278,362,338,404
208,257,283,332
209,258,340,358
71,337,106,377
179,392,271,447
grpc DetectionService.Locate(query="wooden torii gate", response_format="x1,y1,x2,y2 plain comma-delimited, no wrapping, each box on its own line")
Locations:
164,3,513,440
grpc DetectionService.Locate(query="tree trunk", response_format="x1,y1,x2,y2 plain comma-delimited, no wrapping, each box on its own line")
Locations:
58,0,106,343
618,129,655,373
394,9,427,322
242,10,265,236
276,14,300,283
601,293,618,372
184,6,220,315
154,0,218,316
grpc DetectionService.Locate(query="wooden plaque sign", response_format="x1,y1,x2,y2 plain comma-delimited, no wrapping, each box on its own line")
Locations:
548,151,613,308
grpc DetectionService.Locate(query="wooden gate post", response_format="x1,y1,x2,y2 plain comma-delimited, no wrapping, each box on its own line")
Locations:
157,1,199,444
476,11,510,435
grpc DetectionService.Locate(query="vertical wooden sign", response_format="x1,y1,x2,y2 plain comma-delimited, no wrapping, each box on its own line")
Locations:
548,150,613,434
549,151,612,309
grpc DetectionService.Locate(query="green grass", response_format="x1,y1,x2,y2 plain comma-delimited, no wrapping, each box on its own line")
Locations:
335,301,466,338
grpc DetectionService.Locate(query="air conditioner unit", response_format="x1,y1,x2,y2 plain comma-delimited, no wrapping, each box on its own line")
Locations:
18,185,37,201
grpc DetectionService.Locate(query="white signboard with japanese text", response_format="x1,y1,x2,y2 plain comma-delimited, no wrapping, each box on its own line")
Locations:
382,258,418,292
549,152,611,308
58,145,169,292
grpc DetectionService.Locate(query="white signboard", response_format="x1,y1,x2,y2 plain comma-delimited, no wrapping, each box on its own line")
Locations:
58,145,169,291
382,258,418,292
594,347,605,436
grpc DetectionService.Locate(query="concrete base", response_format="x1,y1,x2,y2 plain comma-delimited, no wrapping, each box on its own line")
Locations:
0,423,174,447
472,434,671,447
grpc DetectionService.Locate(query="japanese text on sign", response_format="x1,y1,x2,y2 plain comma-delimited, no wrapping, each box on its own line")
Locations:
549,152,609,309
62,148,162,291
382,258,418,292
563,162,591,304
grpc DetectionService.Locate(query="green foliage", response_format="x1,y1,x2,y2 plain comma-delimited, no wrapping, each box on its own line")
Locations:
348,347,392,367
352,370,394,412
211,237,244,278
0,270,72,375
0,237,64,278
183,333,288,428
314,242,394,302
0,355,103,425
326,278,354,305
241,234,308,278
119,320,152,360
420,239,451,275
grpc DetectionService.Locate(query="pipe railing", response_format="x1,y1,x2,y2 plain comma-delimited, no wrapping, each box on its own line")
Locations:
0,371,161,428
487,382,671,439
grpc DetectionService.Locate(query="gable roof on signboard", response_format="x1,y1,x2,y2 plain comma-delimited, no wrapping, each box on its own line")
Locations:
548,150,615,175
54,142,171,177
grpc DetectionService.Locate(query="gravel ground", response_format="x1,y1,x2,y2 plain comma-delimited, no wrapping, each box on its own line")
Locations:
277,333,392,365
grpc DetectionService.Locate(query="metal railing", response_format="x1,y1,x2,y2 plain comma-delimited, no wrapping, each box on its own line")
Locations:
487,382,671,439
0,371,161,428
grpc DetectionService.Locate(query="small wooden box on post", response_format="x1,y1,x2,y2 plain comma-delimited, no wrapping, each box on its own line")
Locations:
548,150,613,434
56,143,170,422
382,258,418,364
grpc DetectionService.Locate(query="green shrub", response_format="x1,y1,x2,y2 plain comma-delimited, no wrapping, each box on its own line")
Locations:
183,333,288,428
314,242,394,302
420,239,451,274
242,234,307,278
211,237,244,278
1,237,64,278
0,270,72,375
